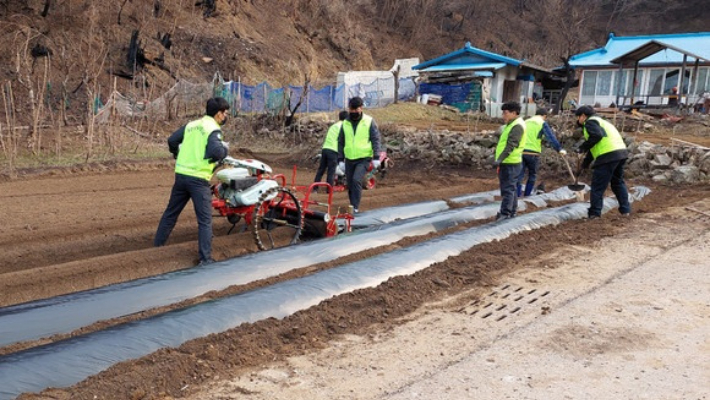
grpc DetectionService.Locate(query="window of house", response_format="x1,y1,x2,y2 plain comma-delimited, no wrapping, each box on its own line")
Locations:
615,70,628,96
582,71,597,97
665,69,680,94
668,69,691,93
692,68,708,94
597,71,613,96
649,69,665,95
626,70,644,97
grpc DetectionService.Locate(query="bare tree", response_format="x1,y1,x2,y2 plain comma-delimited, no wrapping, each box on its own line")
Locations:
530,0,600,114
285,73,310,128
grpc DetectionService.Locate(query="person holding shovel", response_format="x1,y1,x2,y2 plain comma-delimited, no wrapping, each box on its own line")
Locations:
574,105,630,219
493,101,527,221
517,107,565,197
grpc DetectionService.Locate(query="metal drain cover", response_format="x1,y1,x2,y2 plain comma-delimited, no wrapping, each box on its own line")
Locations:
459,284,550,322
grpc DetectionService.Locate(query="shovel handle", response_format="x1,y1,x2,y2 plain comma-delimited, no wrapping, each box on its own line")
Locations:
560,155,577,182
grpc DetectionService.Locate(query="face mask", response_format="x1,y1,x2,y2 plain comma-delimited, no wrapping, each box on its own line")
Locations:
349,112,361,121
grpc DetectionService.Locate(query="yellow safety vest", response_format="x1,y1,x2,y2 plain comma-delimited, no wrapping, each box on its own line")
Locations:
342,115,374,160
583,116,626,159
175,116,221,181
323,121,343,151
523,115,545,152
495,117,527,164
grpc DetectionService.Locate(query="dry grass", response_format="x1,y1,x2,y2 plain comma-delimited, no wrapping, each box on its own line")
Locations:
367,102,468,125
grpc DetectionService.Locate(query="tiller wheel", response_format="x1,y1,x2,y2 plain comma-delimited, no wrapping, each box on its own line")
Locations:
252,186,303,250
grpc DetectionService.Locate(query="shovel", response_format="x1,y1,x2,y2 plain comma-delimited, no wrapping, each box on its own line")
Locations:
560,154,585,192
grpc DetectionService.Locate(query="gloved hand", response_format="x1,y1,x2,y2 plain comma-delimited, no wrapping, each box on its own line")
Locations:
372,159,381,169
492,159,501,167
221,141,230,151
575,147,584,154
338,161,345,171
559,149,567,155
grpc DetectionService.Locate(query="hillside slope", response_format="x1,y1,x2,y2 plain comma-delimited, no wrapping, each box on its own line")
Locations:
0,0,707,124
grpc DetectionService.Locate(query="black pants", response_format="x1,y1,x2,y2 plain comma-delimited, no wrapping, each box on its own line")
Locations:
589,159,631,217
517,154,540,197
313,149,338,191
345,158,371,210
498,163,522,217
154,173,213,262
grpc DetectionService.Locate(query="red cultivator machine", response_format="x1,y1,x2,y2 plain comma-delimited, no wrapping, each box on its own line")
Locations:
211,157,354,250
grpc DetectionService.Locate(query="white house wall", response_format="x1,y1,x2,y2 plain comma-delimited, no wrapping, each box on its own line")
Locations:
487,66,537,118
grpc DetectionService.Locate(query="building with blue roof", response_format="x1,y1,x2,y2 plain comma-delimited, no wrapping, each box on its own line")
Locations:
413,42,552,117
569,32,710,109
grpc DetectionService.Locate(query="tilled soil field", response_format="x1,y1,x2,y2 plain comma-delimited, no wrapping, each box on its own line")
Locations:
1,153,708,400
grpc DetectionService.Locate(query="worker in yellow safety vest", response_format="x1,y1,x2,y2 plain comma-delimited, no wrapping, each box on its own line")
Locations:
493,101,527,221
517,107,566,197
574,105,630,219
313,110,349,193
154,97,230,265
337,96,381,213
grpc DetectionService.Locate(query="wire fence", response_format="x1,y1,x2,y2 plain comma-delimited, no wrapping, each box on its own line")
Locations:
216,75,418,114
94,74,424,122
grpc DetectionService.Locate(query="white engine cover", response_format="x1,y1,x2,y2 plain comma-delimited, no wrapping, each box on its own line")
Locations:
216,167,250,184
230,179,279,206
237,158,273,174
221,156,273,174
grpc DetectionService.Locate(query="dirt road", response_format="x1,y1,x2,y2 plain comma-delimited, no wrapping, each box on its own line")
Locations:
1,154,708,400
189,201,709,400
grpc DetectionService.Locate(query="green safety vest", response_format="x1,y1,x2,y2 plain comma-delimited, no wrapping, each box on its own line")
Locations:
583,116,626,159
523,115,545,152
323,121,343,151
342,114,374,160
495,117,527,164
175,116,222,181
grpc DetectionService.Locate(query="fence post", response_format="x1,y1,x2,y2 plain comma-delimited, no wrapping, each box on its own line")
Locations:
263,83,267,113
376,78,380,107
393,66,400,104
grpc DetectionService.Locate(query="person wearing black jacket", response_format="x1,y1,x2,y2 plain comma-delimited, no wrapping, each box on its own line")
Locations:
154,97,230,265
337,96,381,213
575,105,630,219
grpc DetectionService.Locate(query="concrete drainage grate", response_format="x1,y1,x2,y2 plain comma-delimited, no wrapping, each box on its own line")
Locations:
458,284,550,322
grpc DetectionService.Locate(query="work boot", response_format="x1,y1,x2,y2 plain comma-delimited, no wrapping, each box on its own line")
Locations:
524,181,535,197
495,212,507,222
197,258,216,267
